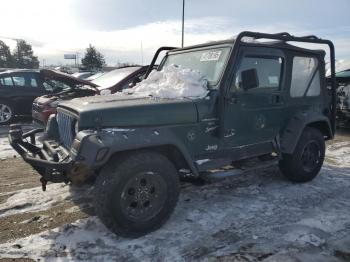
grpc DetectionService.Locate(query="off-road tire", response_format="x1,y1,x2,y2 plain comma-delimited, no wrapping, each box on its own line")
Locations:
279,127,325,183
0,100,14,125
94,151,180,238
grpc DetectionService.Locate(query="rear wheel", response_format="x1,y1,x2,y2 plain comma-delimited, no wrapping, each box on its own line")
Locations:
94,151,180,237
0,101,14,125
279,127,325,182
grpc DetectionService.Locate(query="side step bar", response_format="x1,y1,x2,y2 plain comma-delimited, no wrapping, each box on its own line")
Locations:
201,160,278,182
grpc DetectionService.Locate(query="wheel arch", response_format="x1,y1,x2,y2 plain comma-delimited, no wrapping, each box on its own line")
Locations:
106,144,199,177
306,120,333,139
280,113,332,154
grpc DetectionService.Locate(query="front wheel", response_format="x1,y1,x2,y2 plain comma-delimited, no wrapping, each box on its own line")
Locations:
94,151,180,237
279,127,325,183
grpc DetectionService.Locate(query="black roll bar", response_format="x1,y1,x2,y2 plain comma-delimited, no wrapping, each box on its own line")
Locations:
144,46,177,79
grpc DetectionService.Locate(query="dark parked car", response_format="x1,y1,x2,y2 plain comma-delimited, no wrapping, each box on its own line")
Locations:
0,69,92,125
32,66,150,126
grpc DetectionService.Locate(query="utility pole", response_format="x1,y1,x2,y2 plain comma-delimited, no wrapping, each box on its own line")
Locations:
181,0,185,48
140,41,144,65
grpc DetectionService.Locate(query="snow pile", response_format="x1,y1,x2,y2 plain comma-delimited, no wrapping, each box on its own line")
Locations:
0,184,93,218
326,141,350,168
117,65,209,99
0,137,17,159
0,217,119,261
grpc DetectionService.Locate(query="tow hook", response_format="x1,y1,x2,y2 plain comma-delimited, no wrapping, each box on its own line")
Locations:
40,177,47,191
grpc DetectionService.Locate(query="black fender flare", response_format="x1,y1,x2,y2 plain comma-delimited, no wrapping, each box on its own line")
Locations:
280,112,332,154
75,128,200,177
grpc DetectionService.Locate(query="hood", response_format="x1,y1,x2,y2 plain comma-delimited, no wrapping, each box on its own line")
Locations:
40,69,99,88
35,69,99,106
58,94,199,128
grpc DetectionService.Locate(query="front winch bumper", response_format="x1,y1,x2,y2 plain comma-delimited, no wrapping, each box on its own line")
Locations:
8,124,73,188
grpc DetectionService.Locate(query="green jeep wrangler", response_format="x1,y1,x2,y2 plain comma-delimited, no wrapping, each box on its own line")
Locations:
9,31,337,237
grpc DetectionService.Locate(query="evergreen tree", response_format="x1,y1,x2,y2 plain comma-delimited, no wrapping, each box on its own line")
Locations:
81,44,105,70
0,40,13,68
13,40,39,69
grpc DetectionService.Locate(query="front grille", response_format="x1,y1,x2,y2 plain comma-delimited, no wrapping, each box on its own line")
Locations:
56,111,75,148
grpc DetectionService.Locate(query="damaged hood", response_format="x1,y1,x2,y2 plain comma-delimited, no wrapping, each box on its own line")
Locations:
35,70,99,106
40,69,98,88
58,94,199,128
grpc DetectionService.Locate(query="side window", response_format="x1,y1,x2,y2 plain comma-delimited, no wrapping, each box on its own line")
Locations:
0,77,14,88
12,76,26,87
290,56,320,97
12,73,39,88
31,78,38,87
234,55,283,91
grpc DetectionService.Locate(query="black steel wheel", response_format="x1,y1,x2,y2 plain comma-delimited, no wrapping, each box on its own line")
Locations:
94,151,179,237
300,141,321,173
120,171,167,222
279,127,325,183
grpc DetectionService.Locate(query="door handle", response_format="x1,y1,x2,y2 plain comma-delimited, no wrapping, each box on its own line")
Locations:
229,96,239,104
271,94,282,104
226,94,239,104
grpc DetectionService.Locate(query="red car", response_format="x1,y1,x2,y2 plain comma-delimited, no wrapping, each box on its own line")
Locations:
32,66,150,126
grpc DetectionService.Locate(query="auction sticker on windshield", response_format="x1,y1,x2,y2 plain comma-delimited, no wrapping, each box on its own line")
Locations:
200,51,222,62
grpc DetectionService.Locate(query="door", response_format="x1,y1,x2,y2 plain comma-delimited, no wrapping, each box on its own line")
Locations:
223,46,286,150
11,72,45,114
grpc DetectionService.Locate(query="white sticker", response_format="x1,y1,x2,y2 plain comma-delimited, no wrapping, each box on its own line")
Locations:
200,51,222,62
268,76,279,85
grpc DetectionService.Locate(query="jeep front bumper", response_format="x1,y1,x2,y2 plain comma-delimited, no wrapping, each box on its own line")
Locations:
8,125,73,187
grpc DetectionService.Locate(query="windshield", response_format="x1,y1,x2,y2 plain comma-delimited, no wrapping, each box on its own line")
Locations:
72,72,93,79
92,67,140,89
161,46,231,86
43,79,73,92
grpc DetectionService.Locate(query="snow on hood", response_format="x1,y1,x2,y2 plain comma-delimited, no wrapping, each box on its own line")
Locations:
103,65,209,99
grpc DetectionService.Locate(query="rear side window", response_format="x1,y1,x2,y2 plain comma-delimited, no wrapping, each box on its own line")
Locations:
290,57,320,97
12,73,39,88
234,56,283,91
0,77,14,87
31,78,38,87
12,76,25,86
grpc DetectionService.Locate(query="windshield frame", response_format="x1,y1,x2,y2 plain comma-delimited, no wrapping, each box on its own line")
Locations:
159,43,233,88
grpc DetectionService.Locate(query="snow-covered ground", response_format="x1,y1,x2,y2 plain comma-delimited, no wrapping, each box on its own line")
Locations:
0,131,350,261
0,136,18,159
0,123,41,160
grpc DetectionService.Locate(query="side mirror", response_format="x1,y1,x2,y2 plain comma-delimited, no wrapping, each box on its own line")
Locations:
241,68,259,91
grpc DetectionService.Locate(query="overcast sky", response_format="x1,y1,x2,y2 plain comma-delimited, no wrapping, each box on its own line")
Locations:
0,0,349,67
